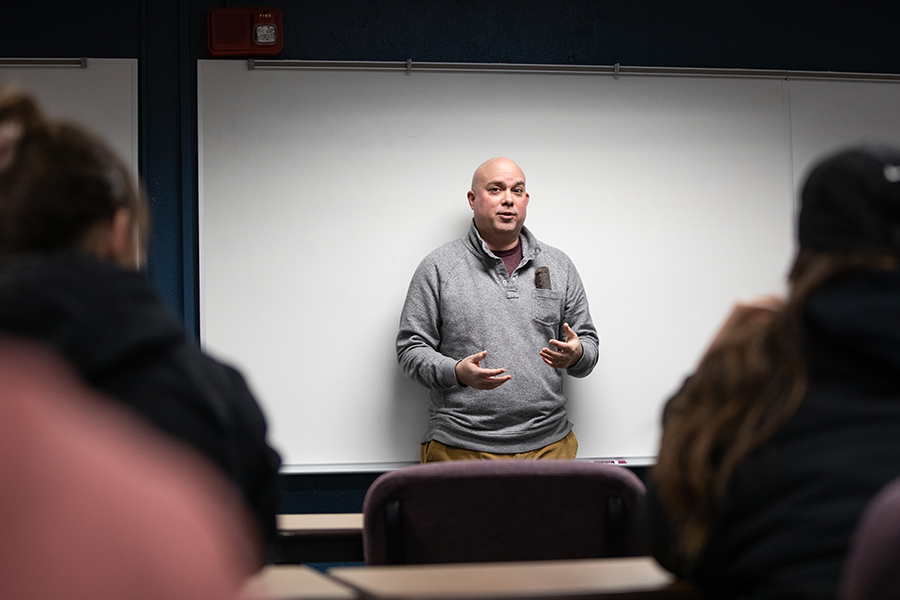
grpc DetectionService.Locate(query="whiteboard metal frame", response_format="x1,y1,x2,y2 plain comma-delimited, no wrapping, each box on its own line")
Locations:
247,59,900,83
0,57,86,68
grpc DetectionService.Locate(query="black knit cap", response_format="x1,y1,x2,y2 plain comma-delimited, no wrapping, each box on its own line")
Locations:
799,145,900,252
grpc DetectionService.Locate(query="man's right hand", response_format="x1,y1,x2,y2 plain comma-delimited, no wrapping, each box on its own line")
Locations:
455,350,511,389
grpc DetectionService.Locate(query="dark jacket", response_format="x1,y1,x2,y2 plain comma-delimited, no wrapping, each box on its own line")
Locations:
0,254,281,558
642,268,900,599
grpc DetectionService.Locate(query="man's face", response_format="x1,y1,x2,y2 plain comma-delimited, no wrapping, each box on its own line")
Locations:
467,158,530,250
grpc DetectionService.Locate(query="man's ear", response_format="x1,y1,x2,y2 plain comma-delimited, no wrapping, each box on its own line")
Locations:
0,120,23,172
108,207,138,268
467,190,476,210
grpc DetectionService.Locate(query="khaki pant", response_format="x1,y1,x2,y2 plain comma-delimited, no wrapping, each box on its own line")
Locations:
420,430,578,463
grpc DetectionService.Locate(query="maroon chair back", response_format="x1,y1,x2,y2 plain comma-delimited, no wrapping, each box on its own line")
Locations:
362,460,645,565
842,477,900,600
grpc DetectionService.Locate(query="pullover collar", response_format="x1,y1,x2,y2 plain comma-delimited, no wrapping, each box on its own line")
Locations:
465,220,541,267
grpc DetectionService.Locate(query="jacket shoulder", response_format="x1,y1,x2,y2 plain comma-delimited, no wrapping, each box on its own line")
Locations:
413,238,475,279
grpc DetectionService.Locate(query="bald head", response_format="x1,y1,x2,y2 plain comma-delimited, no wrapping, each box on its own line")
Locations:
467,157,530,251
470,157,526,193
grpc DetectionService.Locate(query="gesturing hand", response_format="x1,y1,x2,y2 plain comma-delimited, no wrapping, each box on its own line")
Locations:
540,323,583,369
455,350,512,390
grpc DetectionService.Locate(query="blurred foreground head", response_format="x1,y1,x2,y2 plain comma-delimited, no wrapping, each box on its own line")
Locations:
0,86,148,268
0,339,257,600
798,145,900,253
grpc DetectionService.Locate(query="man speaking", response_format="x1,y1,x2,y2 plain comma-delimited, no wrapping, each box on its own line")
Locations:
397,157,599,462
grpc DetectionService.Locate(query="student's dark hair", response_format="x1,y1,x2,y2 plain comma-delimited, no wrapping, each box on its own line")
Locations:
0,86,148,262
653,248,898,560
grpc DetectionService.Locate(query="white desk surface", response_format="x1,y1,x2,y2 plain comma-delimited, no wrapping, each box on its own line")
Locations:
328,556,678,599
242,565,358,600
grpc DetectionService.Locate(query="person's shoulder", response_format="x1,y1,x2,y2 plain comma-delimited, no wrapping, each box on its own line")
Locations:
416,237,470,269
530,236,577,267
0,252,162,299
407,237,478,290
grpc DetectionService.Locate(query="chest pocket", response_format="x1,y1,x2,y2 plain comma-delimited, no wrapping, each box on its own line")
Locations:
532,289,564,327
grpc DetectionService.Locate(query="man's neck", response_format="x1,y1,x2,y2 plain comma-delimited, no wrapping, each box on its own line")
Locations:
487,240,518,252
476,224,521,253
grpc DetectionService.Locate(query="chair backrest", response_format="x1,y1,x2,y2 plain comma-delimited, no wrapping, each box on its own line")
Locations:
842,476,900,600
362,460,646,565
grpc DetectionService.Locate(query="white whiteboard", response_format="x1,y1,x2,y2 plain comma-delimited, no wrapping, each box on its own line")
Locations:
197,60,900,472
0,59,138,176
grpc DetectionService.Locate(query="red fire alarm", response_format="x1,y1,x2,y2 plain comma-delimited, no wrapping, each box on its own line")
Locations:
207,7,283,57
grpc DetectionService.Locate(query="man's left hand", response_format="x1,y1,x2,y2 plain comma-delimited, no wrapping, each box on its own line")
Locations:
540,323,583,369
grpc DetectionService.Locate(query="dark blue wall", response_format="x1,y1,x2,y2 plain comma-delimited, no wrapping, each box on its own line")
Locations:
2,0,898,513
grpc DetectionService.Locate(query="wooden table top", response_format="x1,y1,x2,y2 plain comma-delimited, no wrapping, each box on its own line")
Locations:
328,556,684,599
242,565,358,600
277,513,364,534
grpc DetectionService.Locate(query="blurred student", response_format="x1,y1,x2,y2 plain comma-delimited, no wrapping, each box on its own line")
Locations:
0,340,256,600
642,146,900,599
0,87,280,563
